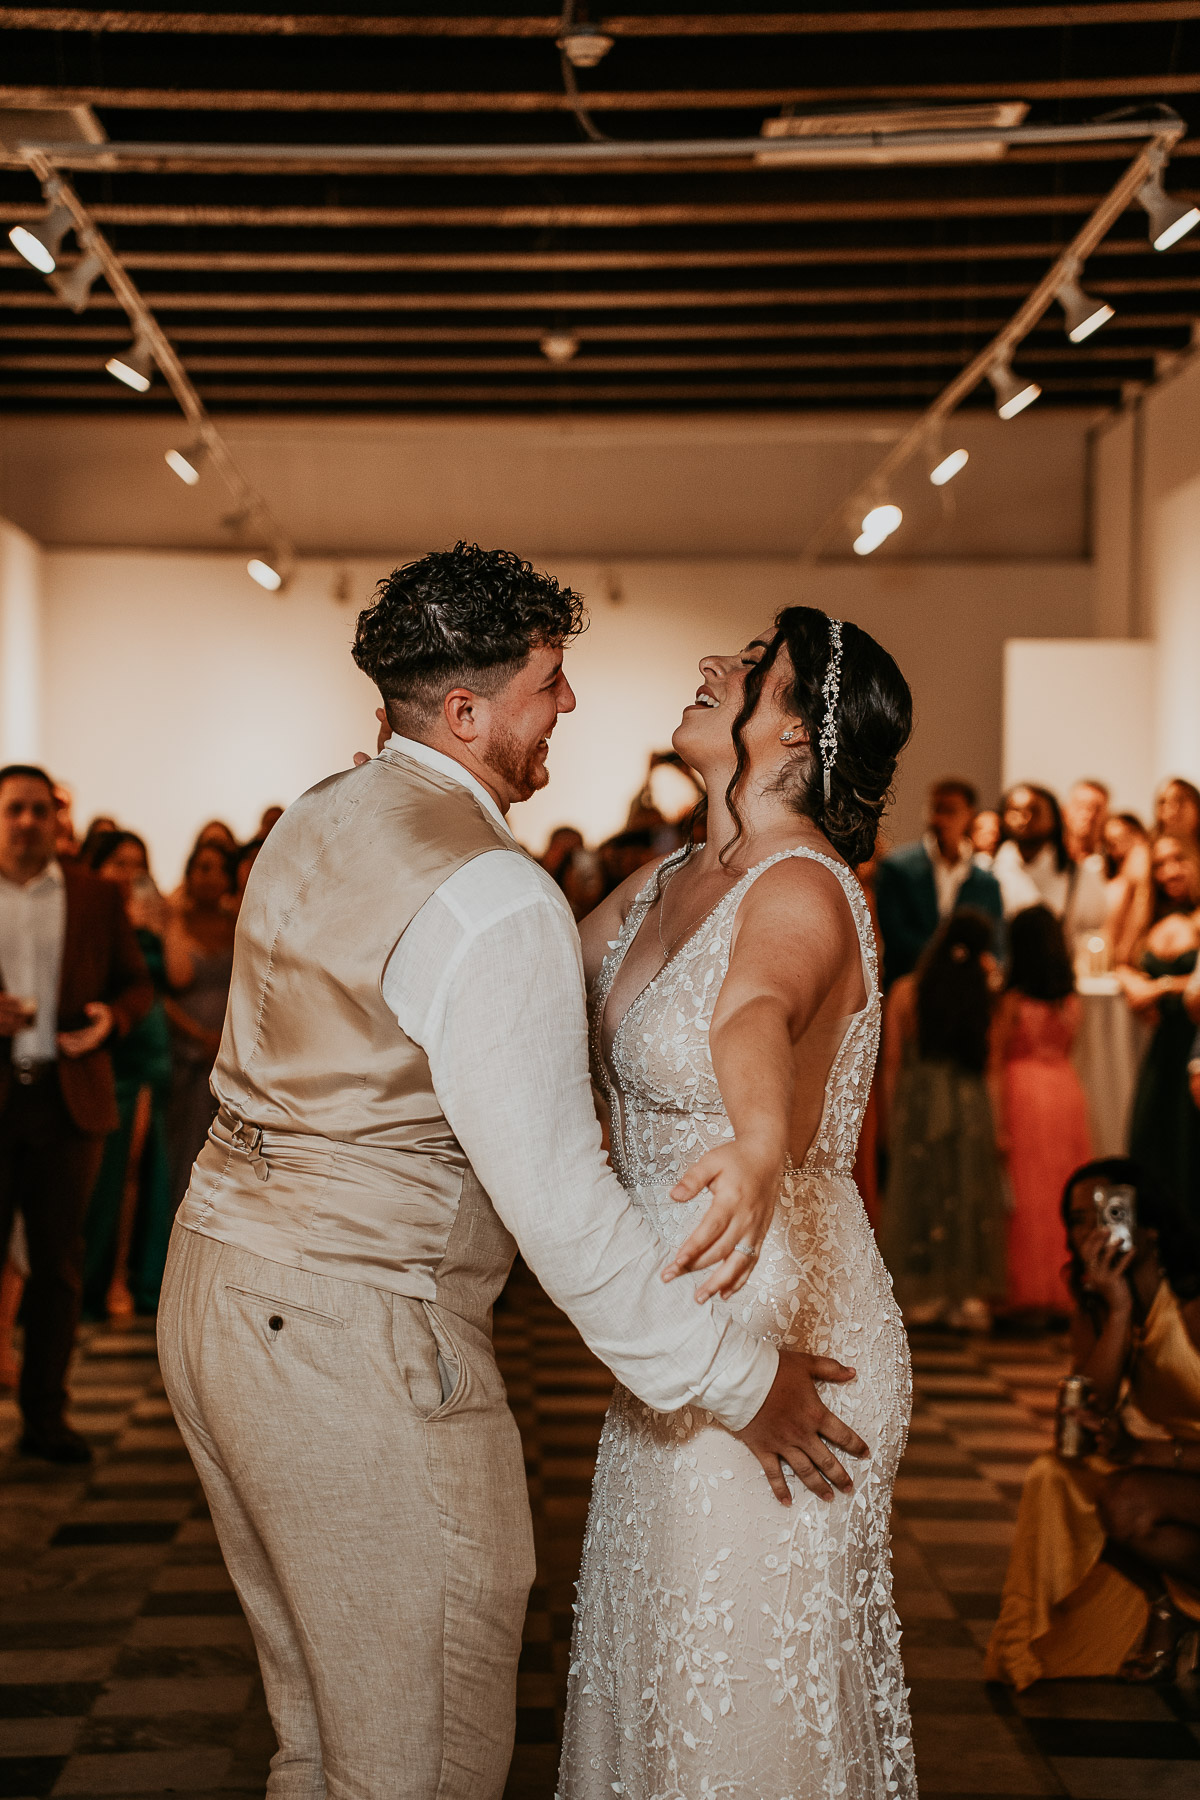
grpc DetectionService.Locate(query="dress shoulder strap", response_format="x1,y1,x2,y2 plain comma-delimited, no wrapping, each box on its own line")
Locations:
727,845,879,1008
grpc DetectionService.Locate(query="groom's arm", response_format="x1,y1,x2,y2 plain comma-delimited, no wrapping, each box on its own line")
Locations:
383,848,778,1431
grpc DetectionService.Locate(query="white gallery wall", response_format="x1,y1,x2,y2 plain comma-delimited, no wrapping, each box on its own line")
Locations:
0,404,1106,881
33,546,1093,882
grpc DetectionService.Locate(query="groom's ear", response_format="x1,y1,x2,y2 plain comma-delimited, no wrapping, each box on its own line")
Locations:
444,687,481,743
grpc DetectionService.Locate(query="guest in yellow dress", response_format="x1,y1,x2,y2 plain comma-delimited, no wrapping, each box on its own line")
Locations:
986,1156,1200,1689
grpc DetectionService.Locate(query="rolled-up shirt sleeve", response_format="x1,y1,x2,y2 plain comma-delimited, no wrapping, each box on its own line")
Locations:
383,848,777,1431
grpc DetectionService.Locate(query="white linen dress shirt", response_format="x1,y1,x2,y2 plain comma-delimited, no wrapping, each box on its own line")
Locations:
992,840,1108,938
923,832,978,919
0,860,65,1065
380,735,778,1431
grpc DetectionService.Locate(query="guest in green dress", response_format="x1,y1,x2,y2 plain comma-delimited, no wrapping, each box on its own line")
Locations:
1118,834,1200,1221
879,908,1008,1330
82,833,179,1318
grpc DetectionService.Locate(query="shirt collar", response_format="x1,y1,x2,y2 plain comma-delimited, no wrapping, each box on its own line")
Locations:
923,831,973,874
0,858,63,895
382,734,513,838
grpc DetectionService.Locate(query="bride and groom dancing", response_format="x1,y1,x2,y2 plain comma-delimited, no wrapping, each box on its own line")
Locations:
157,542,915,1800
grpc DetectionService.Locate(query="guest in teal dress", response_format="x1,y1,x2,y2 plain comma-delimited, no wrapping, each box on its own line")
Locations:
82,833,181,1318
1119,834,1200,1223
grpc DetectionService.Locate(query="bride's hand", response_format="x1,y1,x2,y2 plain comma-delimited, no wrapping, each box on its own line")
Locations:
663,1138,783,1303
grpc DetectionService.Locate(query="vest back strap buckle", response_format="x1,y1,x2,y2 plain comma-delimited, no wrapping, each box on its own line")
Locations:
216,1105,270,1182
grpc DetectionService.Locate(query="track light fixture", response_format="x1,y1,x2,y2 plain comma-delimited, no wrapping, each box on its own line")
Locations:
247,554,285,592
1136,164,1200,252
165,441,207,486
929,448,969,486
1055,264,1115,343
8,191,73,275
988,356,1041,420
49,247,104,313
853,502,903,555
105,332,155,393
540,332,580,363
556,24,613,67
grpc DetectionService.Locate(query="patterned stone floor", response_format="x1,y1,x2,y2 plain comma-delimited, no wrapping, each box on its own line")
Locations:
0,1273,1197,1799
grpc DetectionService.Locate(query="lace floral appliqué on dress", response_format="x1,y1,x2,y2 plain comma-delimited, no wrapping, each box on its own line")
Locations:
558,846,915,1800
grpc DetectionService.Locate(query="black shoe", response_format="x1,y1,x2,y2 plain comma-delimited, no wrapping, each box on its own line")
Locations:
18,1426,93,1466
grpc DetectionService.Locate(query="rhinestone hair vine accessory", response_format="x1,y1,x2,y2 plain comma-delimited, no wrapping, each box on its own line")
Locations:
819,618,844,804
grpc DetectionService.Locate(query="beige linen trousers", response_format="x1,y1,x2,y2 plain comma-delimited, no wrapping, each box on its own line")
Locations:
158,1224,534,1800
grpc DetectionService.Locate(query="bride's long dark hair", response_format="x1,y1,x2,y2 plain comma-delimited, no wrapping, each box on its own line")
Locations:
719,607,913,868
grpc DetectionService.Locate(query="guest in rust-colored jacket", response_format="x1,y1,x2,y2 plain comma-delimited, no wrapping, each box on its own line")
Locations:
0,766,152,1462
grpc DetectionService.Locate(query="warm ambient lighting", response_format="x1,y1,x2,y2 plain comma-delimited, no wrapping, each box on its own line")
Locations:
105,334,154,393
556,25,613,67
247,556,284,591
854,502,903,555
988,357,1041,420
929,448,969,486
165,442,206,485
1056,269,1115,344
8,200,73,275
1137,167,1200,252
540,332,580,363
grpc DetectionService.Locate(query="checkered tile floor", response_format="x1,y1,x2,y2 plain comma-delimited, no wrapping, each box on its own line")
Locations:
1,1273,1197,1799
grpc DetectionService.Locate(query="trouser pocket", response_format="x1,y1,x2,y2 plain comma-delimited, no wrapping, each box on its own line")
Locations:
223,1284,345,1341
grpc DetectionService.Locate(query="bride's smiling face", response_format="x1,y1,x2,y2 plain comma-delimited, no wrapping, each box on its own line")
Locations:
672,631,804,780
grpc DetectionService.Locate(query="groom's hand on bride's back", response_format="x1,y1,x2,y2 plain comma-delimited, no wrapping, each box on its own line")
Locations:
736,1350,867,1505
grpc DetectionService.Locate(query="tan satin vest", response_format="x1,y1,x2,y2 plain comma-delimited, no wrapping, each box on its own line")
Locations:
177,746,521,1323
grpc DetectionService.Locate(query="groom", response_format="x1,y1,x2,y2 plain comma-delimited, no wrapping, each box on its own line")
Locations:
158,544,865,1800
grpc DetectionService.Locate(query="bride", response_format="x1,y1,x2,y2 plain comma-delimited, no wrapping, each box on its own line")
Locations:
559,606,916,1800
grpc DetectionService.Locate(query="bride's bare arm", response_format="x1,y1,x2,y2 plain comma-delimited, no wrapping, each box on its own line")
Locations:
664,857,862,1301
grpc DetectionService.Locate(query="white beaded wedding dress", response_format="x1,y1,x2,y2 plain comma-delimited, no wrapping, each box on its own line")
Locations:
558,845,916,1800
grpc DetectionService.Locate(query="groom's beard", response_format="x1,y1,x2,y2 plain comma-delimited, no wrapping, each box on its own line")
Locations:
487,725,550,802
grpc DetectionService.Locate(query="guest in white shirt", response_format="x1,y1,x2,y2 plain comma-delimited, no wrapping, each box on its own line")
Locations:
993,783,1108,949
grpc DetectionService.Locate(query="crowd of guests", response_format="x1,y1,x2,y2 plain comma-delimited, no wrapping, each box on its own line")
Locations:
0,762,281,1463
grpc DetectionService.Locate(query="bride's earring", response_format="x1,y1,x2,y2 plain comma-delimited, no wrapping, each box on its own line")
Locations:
780,729,797,743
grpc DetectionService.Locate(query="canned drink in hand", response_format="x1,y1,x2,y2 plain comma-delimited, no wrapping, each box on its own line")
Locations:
1056,1375,1095,1460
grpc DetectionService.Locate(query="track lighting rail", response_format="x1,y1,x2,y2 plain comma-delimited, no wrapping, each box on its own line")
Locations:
799,121,1190,560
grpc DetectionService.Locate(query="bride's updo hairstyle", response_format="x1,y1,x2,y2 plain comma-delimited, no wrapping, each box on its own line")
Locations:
726,606,913,867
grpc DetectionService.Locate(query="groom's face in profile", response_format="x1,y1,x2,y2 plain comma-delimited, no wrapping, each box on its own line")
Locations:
469,642,576,808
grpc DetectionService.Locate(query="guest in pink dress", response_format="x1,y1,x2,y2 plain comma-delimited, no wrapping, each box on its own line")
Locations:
991,905,1093,1315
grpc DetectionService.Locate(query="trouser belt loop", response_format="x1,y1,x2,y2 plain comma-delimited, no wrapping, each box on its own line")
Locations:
215,1104,270,1182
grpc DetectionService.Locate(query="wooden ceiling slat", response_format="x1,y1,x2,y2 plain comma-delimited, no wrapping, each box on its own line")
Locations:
0,238,1187,274
5,73,1200,111
1,275,1194,309
2,5,1197,34
3,313,1189,342
7,195,1197,228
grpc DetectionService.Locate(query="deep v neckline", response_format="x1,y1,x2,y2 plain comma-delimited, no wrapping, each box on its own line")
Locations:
600,848,744,1076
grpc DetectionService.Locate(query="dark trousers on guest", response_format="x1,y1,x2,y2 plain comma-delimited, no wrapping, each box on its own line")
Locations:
0,1070,105,1435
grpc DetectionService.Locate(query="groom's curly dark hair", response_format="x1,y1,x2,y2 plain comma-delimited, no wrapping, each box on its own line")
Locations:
352,542,586,727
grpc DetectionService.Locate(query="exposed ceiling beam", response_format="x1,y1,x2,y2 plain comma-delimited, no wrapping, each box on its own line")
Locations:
0,377,1130,404
2,238,1191,275
0,343,1165,374
3,314,1189,342
2,276,1194,310
1,6,1197,35
5,73,1200,111
7,193,1199,229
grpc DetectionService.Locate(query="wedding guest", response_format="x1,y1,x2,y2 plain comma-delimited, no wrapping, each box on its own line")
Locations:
559,846,605,921
540,826,584,887
971,808,1002,866
993,783,1108,949
878,910,1007,1330
986,1158,1200,1688
876,778,1003,987
1104,814,1151,961
1064,779,1110,865
1104,813,1149,883
0,766,152,1462
1120,836,1200,1216
991,906,1092,1317
257,805,284,838
53,785,80,861
228,839,264,916
1155,777,1200,852
77,814,118,867
81,832,180,1319
165,843,236,1203
194,819,238,856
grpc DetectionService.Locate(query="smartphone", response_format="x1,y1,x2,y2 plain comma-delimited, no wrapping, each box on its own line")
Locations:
1091,1182,1137,1256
